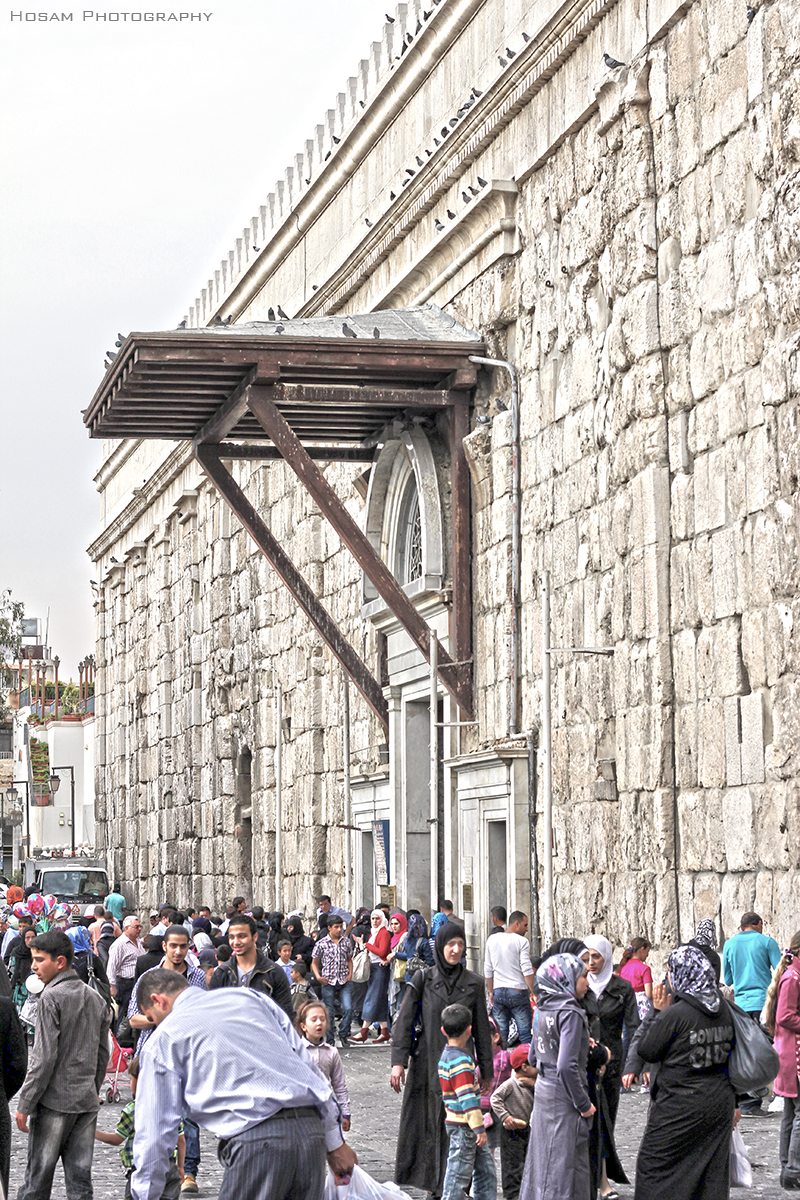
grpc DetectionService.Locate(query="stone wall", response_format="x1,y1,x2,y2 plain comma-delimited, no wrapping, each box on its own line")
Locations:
91,0,800,950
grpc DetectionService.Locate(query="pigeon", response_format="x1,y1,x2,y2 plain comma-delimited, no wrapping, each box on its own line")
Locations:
435,219,445,231
495,399,508,412
110,556,119,564
365,218,373,227
274,324,284,333
423,9,432,17
115,333,125,346
305,178,311,185
268,307,276,321
252,244,260,253
457,107,467,117
342,323,358,338
224,315,233,325
499,56,507,66
522,31,530,42
406,167,416,176
373,328,381,339
462,191,472,204
177,320,187,329
471,87,483,97
477,176,488,187
385,12,394,20
426,148,432,157
434,138,440,146
447,208,456,219
312,284,319,291
277,306,289,319
475,415,491,425
213,314,223,326
449,117,459,127
390,191,397,200
604,52,625,67
359,100,366,109
506,47,516,58
332,136,341,145
416,155,424,166
441,127,449,138
747,5,755,22
469,185,479,196
324,151,331,161
406,31,413,43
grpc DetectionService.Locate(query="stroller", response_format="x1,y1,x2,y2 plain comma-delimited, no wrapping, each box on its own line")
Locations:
103,1030,132,1104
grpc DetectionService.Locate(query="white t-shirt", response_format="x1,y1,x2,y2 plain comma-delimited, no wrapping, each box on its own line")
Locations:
484,932,534,990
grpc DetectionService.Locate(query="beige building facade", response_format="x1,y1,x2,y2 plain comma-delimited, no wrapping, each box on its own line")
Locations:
89,0,800,959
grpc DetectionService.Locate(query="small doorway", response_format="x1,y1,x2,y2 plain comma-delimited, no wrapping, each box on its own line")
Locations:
487,819,508,920
235,747,253,904
361,829,375,911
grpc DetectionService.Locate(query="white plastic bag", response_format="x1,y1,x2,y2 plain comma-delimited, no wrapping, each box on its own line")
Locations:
730,1128,752,1188
324,1166,412,1200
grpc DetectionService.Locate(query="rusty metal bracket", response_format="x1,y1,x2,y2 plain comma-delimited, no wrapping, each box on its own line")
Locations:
247,387,474,717
194,443,389,729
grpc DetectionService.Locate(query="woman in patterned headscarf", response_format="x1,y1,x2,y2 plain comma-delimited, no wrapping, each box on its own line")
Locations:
632,944,736,1200
518,954,594,1200
690,918,722,981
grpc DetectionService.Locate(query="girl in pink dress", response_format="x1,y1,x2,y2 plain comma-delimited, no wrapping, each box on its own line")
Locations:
765,930,800,1190
618,938,653,1020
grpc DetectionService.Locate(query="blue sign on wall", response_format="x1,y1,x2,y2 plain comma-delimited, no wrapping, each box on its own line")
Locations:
372,819,390,886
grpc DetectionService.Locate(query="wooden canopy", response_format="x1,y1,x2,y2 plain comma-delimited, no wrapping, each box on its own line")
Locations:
85,307,483,727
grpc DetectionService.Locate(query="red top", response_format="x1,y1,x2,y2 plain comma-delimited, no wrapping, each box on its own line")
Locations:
774,964,800,1098
365,927,392,963
619,959,652,993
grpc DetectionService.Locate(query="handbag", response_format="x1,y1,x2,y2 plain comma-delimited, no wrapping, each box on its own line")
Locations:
726,1000,780,1093
393,957,406,982
351,947,371,984
116,1013,136,1049
730,1127,752,1187
85,953,113,1009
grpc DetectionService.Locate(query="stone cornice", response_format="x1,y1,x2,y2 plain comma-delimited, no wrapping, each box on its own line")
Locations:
86,443,195,562
93,438,143,493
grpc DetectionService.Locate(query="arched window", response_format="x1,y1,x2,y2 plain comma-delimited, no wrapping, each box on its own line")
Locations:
395,476,423,585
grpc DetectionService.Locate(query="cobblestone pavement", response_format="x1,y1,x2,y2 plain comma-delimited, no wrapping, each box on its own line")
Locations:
8,1044,787,1197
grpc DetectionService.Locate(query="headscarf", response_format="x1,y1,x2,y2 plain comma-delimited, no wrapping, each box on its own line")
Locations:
390,912,408,949
694,919,718,949
433,923,466,995
268,911,284,930
534,952,587,1004
65,926,92,955
668,944,721,1014
193,931,213,952
583,934,614,997
284,917,306,943
6,886,23,905
407,913,428,942
431,911,449,937
369,909,389,929
192,916,212,935
541,938,588,962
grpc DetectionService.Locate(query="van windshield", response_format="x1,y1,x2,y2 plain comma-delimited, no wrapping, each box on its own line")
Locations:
39,871,108,898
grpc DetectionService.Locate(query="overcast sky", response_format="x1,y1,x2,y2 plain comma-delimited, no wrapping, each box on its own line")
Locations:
0,0,388,678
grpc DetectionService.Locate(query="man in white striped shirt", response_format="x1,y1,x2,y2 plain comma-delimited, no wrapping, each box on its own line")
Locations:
106,915,145,1019
130,970,358,1200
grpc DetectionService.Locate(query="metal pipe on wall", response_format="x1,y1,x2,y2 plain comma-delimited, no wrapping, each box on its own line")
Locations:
342,672,352,914
275,681,282,911
541,571,554,947
468,355,520,736
430,632,439,913
526,730,541,958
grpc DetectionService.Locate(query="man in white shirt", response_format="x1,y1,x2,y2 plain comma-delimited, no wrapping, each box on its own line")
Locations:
106,915,145,1020
129,970,357,1200
484,910,535,1046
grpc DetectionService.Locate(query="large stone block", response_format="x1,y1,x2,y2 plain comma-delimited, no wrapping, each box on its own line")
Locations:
699,42,748,156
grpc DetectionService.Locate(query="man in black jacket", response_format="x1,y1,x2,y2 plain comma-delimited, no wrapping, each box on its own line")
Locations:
209,914,293,1018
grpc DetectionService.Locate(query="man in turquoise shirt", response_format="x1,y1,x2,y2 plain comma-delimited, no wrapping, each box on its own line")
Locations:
103,884,126,924
722,910,782,1016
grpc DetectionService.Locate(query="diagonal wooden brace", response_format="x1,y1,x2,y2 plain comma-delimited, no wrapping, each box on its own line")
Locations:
195,443,389,730
247,387,473,717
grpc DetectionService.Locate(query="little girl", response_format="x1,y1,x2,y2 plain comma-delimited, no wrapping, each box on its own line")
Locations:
481,1017,513,1156
297,1000,352,1132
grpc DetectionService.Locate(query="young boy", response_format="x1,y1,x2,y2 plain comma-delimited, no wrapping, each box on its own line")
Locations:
291,960,312,1012
438,1003,497,1200
490,1043,536,1200
95,1057,185,1198
276,940,294,982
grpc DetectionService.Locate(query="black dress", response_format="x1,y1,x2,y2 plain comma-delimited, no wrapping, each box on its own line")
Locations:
392,963,493,1194
0,995,27,1193
592,975,640,1128
633,998,736,1200
582,991,628,1189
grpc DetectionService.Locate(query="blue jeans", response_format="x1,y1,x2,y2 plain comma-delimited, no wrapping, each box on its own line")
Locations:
18,1105,97,1200
492,988,531,1046
442,1124,497,1200
183,1117,201,1177
321,981,353,1041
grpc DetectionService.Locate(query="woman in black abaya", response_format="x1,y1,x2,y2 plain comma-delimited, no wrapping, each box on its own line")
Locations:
633,944,736,1200
390,922,494,1196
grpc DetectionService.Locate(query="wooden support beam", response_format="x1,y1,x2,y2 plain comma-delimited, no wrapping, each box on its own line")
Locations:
193,374,279,447
194,444,388,730
219,445,375,462
247,388,473,717
273,383,454,409
450,397,473,713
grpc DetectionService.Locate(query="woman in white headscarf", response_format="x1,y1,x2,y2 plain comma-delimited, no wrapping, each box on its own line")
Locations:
582,935,640,1200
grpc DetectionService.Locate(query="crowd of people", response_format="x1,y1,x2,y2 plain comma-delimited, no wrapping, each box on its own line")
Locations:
0,882,796,1200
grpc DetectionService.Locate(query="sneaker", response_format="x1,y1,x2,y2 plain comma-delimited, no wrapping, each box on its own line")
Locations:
781,1169,800,1190
181,1176,199,1194
769,1095,785,1113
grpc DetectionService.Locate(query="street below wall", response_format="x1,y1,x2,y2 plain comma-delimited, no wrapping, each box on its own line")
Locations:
8,1041,788,1197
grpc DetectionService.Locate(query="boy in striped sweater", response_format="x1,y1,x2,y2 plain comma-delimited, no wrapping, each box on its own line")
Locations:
438,1003,497,1200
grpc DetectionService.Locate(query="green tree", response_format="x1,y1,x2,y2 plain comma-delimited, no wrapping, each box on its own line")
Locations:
0,590,24,724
